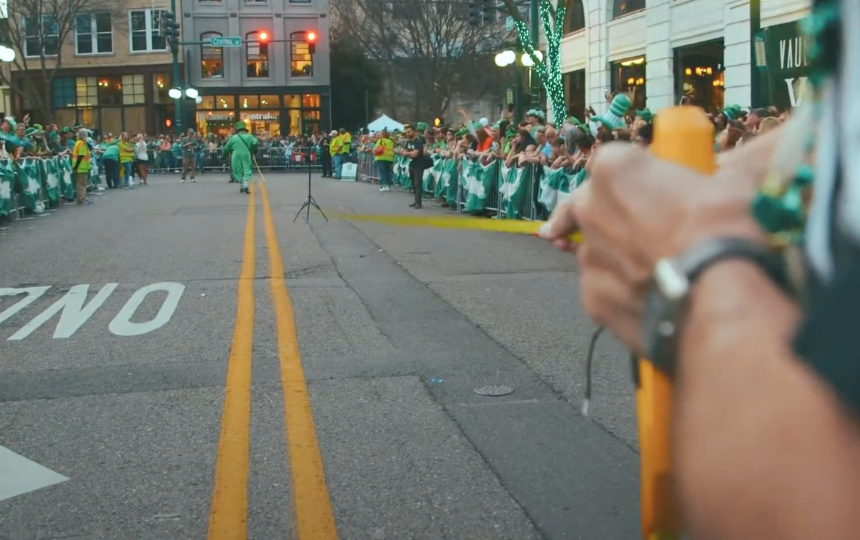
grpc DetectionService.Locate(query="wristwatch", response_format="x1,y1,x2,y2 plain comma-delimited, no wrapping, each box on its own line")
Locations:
641,237,788,375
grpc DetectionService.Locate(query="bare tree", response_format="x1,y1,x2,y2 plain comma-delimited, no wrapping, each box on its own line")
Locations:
0,0,128,121
332,0,512,121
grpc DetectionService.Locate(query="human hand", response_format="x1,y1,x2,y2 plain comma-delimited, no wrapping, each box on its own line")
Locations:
538,143,765,351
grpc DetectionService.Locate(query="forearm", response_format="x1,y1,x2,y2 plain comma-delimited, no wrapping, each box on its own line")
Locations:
677,261,860,540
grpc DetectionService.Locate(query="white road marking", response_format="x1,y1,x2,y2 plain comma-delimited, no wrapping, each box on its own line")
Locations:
0,286,51,326
7,283,118,341
0,444,69,502
108,282,186,337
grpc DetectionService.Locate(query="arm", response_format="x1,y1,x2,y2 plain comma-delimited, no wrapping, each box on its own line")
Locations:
676,261,860,540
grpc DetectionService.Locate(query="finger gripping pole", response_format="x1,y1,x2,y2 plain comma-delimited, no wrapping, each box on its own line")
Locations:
638,106,715,540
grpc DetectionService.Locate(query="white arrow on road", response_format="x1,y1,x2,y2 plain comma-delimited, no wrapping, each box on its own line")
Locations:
0,444,69,502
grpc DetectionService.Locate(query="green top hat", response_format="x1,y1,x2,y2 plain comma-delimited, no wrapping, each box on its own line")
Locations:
416,122,428,131
235,121,248,131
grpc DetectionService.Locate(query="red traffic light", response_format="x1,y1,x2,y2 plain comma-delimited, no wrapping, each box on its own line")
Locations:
259,31,269,42
306,31,317,43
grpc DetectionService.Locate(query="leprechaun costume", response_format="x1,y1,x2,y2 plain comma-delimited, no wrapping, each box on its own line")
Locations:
221,121,258,194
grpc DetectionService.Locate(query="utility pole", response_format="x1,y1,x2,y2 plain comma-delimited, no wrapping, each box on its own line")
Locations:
170,0,182,133
529,0,540,107
749,0,762,108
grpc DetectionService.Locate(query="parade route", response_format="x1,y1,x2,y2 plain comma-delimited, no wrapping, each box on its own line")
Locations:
0,173,641,540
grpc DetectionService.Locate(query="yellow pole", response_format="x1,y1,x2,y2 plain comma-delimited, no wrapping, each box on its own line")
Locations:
638,106,716,540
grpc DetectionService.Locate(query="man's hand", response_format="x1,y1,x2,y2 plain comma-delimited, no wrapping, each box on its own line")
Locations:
539,143,765,352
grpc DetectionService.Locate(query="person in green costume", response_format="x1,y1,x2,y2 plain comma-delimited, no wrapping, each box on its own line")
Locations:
222,121,258,194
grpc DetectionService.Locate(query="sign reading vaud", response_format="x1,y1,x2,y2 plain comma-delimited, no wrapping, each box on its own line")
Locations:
765,19,811,109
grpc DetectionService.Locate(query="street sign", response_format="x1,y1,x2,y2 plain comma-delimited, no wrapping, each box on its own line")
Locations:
210,37,242,47
505,16,514,31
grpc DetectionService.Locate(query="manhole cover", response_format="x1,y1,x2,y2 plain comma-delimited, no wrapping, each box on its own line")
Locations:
474,385,514,397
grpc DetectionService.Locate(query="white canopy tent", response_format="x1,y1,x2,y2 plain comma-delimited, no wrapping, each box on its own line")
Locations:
366,114,405,133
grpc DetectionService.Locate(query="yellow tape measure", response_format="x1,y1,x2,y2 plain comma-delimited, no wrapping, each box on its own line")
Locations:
331,213,584,244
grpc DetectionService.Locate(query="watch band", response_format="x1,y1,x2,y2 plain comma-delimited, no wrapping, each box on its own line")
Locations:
642,236,789,375
674,236,788,292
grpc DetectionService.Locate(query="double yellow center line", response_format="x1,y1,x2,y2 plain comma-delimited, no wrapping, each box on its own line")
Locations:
208,182,338,540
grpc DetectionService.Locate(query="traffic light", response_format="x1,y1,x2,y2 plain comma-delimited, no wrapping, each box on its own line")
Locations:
162,12,180,50
467,1,482,26
306,31,317,55
433,117,442,127
258,31,269,43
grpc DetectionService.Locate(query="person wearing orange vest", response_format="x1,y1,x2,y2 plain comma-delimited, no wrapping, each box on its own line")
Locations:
373,129,395,192
71,129,92,205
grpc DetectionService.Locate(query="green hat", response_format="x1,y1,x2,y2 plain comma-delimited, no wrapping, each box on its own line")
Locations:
608,94,632,118
454,127,469,138
235,121,248,131
592,94,631,131
4,117,16,130
416,122,428,131
492,119,503,129
635,108,653,123
33,124,43,131
505,125,517,139
525,108,546,120
722,107,740,120
24,127,36,137
61,126,71,133
567,116,583,127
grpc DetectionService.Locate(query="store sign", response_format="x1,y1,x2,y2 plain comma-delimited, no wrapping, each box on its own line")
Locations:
247,113,279,121
207,115,233,122
765,19,811,108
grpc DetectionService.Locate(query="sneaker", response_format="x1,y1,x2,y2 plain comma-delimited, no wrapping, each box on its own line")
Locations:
379,186,385,192
191,179,196,183
181,179,186,183
413,204,422,210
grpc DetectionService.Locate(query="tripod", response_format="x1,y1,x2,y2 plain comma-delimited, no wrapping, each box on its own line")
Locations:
293,156,328,222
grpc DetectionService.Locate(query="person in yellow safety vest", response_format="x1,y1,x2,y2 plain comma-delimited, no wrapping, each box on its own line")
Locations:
340,128,352,158
330,130,344,178
71,129,93,206
374,129,395,192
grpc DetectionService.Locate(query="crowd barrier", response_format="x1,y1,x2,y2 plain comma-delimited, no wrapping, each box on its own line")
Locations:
357,150,579,220
142,145,328,174
0,155,96,220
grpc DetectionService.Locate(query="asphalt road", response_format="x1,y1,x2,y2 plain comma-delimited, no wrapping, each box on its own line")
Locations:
0,170,641,540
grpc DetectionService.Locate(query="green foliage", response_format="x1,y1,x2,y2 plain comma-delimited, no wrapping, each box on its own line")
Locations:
330,37,383,131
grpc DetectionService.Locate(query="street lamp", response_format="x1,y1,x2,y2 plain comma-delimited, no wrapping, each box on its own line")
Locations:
521,50,543,67
494,50,516,68
185,87,199,99
168,87,182,99
0,46,15,63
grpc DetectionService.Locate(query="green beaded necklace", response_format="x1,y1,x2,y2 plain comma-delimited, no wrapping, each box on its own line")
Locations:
751,0,841,251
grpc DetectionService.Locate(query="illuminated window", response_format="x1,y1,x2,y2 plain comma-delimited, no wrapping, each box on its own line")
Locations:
201,32,224,78
290,31,313,77
246,31,269,78
75,77,98,107
122,74,145,105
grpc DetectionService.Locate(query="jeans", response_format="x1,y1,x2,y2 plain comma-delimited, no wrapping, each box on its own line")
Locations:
376,160,393,186
121,161,134,187
103,159,119,188
333,154,343,178
409,167,424,207
322,153,332,177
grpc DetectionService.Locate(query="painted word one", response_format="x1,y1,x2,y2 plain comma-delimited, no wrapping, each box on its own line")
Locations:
0,282,185,340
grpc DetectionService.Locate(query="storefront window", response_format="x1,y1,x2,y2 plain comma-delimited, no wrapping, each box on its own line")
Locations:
675,40,724,113
302,94,320,108
197,111,235,138
201,32,224,79
284,94,300,108
97,76,123,106
198,95,216,109
260,95,278,107
612,0,644,19
611,56,647,111
154,73,172,104
216,95,235,109
286,109,300,136
240,95,259,109
302,110,320,135
240,111,280,136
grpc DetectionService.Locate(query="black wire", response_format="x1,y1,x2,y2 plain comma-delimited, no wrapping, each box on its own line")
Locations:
583,325,605,416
